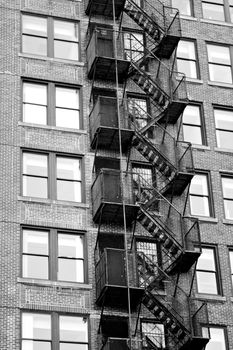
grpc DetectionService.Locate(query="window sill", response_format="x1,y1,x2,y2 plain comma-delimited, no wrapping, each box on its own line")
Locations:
200,18,233,27
192,145,211,151
195,294,226,302
176,76,203,84
18,196,89,208
185,215,218,223
17,277,92,290
18,121,87,135
180,15,198,21
222,219,233,225
214,147,233,154
208,81,233,89
19,53,85,67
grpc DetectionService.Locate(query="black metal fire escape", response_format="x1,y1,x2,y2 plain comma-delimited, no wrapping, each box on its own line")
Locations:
85,0,210,349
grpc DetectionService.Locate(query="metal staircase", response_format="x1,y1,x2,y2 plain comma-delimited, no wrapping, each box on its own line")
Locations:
124,0,181,58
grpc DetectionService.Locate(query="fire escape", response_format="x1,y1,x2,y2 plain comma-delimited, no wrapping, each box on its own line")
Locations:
85,0,210,349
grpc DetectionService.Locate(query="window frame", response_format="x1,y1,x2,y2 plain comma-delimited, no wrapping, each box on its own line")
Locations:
202,0,226,21
141,319,166,349
21,312,89,350
21,13,81,61
206,43,233,84
202,0,233,23
123,29,145,61
176,39,199,79
189,172,214,217
196,245,222,295
214,106,233,149
21,150,84,203
228,248,233,292
221,175,233,220
202,325,228,350
21,226,87,283
182,103,206,145
22,79,83,130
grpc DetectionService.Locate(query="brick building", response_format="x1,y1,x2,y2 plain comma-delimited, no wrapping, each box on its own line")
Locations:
0,0,233,349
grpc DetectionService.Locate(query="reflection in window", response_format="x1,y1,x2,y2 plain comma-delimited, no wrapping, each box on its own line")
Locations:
214,108,233,149
196,247,219,294
55,87,80,129
54,20,79,61
56,157,82,202
202,0,225,21
202,326,226,350
22,15,47,56
177,40,198,78
189,174,211,216
23,82,47,125
23,152,48,198
172,0,192,16
22,313,51,350
221,176,233,219
183,105,204,145
207,44,232,84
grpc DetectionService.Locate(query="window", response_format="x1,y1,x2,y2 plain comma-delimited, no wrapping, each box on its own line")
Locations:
124,31,144,61
202,326,227,350
22,228,85,282
172,0,192,16
196,247,220,294
202,0,225,21
176,40,198,78
23,81,81,129
127,95,150,131
207,44,232,84
229,250,233,288
22,14,79,60
22,151,83,202
182,104,204,145
132,163,154,202
189,174,212,217
221,176,233,219
214,108,233,149
141,321,165,349
22,312,88,350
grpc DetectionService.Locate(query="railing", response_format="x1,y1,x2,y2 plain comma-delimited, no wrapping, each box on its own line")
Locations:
189,299,210,340
134,173,200,251
127,33,188,105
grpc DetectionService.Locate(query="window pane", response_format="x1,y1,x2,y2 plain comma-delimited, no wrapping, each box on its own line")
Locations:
202,3,225,21
177,41,195,59
22,340,51,350
54,21,79,41
58,234,83,258
59,316,88,342
54,41,79,60
56,109,80,129
56,87,79,109
23,176,48,198
207,45,230,64
22,15,47,36
190,196,210,216
58,259,84,282
215,109,233,130
190,175,208,195
22,313,51,339
22,36,47,56
23,104,47,125
57,157,81,180
197,248,216,270
203,327,226,350
177,59,197,78
23,83,47,105
183,105,201,125
23,153,48,176
223,199,233,219
23,230,48,255
229,251,233,272
216,130,233,149
141,322,165,348
23,255,48,279
183,125,202,144
172,0,191,15
208,64,232,84
222,177,233,198
196,271,218,294
57,180,81,202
